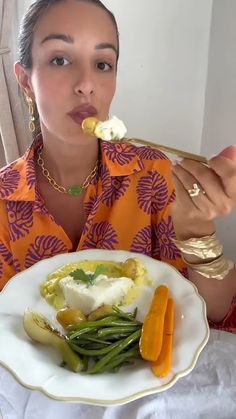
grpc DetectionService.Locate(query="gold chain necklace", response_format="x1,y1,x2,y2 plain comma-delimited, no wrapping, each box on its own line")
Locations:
37,148,99,196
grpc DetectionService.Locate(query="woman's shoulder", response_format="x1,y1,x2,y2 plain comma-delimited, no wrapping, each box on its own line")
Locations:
101,140,172,180
0,153,28,177
0,150,33,201
0,140,35,182
104,140,169,159
0,156,23,183
101,140,172,169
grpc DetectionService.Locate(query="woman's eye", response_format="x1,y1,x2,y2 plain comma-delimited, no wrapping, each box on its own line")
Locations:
96,62,112,71
51,57,71,66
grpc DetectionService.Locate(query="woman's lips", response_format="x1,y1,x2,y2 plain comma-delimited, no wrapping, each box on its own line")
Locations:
68,105,98,125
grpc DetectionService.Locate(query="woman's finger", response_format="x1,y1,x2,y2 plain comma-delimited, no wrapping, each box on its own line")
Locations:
173,160,233,216
209,154,236,200
218,145,236,161
171,171,207,217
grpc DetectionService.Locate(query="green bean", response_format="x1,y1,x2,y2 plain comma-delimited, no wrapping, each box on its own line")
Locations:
69,327,97,339
98,325,140,337
74,314,139,330
88,329,141,374
69,319,140,340
69,316,122,331
99,333,135,341
112,305,139,321
79,343,110,350
63,307,143,374
97,348,140,373
70,340,120,356
76,335,111,345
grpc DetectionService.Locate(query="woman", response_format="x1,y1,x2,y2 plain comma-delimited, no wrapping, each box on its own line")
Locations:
0,0,235,331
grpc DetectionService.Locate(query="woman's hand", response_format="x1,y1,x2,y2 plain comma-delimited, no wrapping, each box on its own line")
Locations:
170,146,236,323
171,145,236,240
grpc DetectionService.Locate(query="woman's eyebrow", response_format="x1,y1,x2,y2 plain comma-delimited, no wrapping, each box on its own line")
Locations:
40,34,117,54
95,43,118,55
41,34,74,44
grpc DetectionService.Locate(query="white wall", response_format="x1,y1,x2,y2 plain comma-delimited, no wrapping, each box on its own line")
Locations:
201,0,236,155
201,0,236,259
104,0,212,153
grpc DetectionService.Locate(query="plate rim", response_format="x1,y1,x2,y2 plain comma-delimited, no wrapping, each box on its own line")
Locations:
0,249,210,405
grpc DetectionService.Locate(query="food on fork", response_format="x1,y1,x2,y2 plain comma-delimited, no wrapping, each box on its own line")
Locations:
82,115,127,141
82,115,208,163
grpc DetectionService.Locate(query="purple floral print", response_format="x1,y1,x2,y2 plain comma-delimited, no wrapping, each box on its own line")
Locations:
7,201,33,242
0,168,20,199
136,147,167,161
83,221,118,250
102,143,137,166
25,235,67,268
137,171,168,214
131,226,152,256
26,157,36,189
83,195,102,234
168,190,176,204
0,242,21,273
101,166,131,207
155,216,181,260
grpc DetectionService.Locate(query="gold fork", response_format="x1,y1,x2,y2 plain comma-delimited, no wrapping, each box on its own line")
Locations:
109,137,208,163
82,117,208,163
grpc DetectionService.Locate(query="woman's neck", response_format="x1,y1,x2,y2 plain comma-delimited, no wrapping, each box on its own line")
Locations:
37,129,99,188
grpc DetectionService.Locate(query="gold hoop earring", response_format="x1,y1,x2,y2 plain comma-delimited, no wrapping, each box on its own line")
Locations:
26,95,36,133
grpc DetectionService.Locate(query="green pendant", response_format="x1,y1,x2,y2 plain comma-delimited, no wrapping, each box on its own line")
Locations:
68,186,83,196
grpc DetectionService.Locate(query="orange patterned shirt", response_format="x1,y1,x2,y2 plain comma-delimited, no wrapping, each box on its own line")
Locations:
0,136,235,332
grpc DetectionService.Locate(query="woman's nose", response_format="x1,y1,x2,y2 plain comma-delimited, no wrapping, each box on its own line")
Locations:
74,68,95,97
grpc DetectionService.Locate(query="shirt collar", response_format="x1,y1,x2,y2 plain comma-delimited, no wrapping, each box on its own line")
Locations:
101,140,144,176
0,137,41,202
0,137,144,202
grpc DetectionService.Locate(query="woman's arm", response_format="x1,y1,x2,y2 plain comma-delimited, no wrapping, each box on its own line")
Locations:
171,147,236,323
187,264,236,323
171,216,236,322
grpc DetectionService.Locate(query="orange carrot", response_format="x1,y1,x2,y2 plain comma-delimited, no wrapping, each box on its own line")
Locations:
152,298,175,377
139,285,169,361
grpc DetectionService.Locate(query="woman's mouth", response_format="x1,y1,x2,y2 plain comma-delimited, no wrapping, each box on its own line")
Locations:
68,105,98,125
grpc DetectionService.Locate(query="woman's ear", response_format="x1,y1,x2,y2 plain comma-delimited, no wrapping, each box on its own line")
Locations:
14,61,34,97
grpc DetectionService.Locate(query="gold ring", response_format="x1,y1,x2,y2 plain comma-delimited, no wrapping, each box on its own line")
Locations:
188,183,201,197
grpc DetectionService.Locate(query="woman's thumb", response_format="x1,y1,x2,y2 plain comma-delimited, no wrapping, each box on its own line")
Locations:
218,145,236,161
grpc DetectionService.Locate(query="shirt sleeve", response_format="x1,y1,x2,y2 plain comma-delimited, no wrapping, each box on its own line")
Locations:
155,188,187,277
0,201,17,290
150,157,187,277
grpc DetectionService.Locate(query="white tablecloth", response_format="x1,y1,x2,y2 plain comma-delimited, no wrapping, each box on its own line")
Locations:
0,330,235,419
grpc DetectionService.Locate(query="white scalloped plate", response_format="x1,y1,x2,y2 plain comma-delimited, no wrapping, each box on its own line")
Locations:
0,249,209,406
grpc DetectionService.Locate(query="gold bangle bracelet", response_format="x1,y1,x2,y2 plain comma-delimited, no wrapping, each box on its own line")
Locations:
173,233,223,259
182,254,234,280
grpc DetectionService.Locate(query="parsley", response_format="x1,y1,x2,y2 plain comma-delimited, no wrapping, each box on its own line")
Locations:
69,265,107,285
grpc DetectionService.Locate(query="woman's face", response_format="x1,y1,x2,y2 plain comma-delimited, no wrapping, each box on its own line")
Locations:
20,0,118,143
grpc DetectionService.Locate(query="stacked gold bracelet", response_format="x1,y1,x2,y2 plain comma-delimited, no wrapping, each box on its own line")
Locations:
181,254,234,280
173,233,234,280
173,233,223,259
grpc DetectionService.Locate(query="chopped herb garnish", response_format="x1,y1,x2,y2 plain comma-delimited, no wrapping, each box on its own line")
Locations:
69,265,107,285
93,265,107,278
